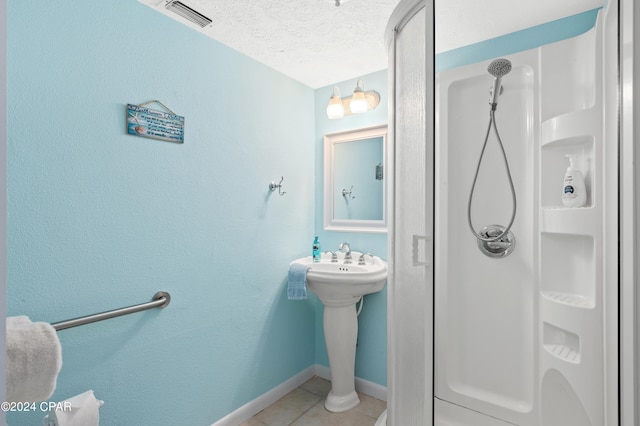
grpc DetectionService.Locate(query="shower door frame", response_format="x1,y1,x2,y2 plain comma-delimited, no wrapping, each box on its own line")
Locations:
387,0,639,424
619,0,639,424
385,0,434,425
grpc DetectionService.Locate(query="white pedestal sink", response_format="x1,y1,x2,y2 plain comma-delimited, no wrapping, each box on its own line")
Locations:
292,252,387,412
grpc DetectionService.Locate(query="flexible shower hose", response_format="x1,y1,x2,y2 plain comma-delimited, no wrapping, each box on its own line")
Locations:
467,109,517,242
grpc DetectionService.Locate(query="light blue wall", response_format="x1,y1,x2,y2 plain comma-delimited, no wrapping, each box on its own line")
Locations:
0,0,6,422
314,70,389,387
7,1,314,425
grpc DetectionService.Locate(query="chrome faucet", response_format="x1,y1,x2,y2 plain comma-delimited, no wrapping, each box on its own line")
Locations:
358,253,373,265
338,242,352,264
325,251,338,262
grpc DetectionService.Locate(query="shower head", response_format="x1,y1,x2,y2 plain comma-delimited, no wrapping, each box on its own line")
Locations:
487,58,512,78
487,58,512,110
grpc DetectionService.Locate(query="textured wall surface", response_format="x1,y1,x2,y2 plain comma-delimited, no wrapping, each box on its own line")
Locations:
0,1,6,423
7,1,315,425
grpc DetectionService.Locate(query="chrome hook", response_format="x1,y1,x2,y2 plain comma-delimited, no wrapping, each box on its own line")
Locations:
269,176,287,196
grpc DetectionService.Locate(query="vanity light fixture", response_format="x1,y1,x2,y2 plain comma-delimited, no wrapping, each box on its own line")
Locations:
326,79,381,119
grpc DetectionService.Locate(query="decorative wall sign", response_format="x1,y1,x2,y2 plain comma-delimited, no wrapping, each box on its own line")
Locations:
126,100,184,144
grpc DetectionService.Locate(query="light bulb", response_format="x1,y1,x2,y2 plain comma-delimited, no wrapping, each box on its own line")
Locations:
349,80,368,114
326,87,344,119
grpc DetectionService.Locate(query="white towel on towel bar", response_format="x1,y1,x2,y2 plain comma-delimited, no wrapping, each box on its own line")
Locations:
6,315,62,402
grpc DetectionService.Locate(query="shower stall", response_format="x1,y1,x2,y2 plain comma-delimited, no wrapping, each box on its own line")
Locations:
384,0,637,425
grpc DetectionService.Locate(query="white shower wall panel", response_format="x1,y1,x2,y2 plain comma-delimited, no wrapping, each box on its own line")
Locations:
435,12,610,426
435,52,539,426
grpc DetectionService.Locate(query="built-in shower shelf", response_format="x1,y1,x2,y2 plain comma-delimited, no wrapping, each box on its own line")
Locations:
542,291,593,309
543,322,582,365
544,344,581,364
540,207,597,235
541,108,600,147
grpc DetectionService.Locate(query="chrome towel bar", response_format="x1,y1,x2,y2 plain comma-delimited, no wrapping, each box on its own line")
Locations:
51,291,171,331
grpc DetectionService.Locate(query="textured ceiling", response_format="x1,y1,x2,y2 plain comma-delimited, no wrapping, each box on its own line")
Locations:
139,0,605,89
140,0,401,88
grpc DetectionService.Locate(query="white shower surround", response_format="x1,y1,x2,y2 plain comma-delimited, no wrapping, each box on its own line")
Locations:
384,0,635,425
435,10,616,425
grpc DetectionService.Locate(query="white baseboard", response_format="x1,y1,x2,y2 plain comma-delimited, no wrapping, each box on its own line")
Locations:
210,364,388,426
210,366,315,426
313,364,387,402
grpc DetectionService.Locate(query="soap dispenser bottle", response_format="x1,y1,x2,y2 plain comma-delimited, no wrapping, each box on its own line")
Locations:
561,155,587,208
312,235,321,263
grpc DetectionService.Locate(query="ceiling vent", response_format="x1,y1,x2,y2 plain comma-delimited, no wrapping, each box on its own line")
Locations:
165,1,212,28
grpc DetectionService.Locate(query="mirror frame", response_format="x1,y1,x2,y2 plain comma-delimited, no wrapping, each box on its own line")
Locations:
323,124,388,233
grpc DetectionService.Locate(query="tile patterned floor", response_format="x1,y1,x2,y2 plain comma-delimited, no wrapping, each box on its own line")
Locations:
241,376,386,426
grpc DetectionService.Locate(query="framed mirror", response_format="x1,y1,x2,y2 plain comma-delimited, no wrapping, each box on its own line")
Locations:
324,124,388,233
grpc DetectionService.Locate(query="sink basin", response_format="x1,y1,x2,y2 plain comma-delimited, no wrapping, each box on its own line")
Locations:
290,251,387,413
292,252,387,305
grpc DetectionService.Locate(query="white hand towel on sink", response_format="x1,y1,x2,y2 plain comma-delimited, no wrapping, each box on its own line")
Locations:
6,315,62,402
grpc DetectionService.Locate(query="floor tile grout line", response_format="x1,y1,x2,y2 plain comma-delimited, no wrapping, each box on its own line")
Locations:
287,399,325,425
246,377,386,426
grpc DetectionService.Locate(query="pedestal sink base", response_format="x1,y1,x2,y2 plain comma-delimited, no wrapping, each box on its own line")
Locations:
325,389,360,413
290,253,388,414
323,303,360,412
